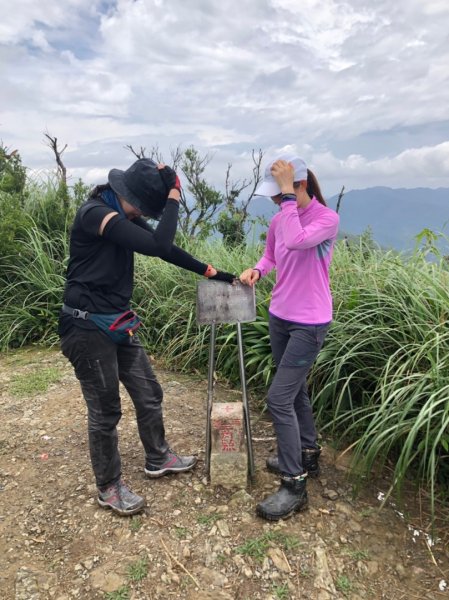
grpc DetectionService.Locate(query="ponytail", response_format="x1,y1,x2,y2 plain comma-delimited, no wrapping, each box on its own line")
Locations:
306,169,326,206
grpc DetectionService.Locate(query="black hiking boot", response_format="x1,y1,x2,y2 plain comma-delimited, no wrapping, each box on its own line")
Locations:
266,446,321,478
256,474,308,521
302,446,321,477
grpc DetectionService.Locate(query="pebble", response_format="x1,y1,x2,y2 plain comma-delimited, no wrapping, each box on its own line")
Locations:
366,561,379,576
395,562,407,579
217,520,231,537
322,489,339,501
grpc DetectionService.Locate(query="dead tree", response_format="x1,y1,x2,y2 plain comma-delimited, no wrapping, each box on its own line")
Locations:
335,185,345,214
44,133,67,187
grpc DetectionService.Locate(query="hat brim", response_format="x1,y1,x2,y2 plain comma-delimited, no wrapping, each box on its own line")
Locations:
108,168,165,219
108,168,143,210
254,180,281,197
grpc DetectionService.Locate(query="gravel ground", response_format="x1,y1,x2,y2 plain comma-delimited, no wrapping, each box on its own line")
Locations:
1,347,448,600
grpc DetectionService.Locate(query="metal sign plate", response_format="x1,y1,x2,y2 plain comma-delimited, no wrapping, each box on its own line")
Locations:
196,281,256,324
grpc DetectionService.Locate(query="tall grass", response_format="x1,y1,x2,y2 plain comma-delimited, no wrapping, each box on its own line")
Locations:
310,242,449,509
2,211,449,509
0,223,67,348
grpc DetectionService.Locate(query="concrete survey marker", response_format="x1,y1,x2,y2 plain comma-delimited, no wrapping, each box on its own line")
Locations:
210,402,248,489
196,280,256,486
196,280,256,324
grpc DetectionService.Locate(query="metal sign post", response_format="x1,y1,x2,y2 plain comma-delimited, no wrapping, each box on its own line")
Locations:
196,280,256,481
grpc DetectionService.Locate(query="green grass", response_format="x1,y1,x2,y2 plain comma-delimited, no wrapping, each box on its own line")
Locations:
335,575,353,595
196,512,225,526
174,526,190,539
104,586,130,600
345,549,370,561
129,516,143,533
127,557,148,582
235,531,301,562
2,199,449,514
9,367,61,396
272,582,290,599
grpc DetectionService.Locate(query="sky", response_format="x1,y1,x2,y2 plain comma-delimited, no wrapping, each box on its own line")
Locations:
1,0,449,197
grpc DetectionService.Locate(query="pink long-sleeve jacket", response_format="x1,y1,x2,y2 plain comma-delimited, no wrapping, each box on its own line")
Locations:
254,197,339,324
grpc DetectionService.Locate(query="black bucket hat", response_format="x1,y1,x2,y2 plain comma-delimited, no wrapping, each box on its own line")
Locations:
108,158,167,218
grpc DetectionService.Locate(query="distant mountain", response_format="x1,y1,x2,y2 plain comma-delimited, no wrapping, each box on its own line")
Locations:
327,187,449,251
246,187,449,251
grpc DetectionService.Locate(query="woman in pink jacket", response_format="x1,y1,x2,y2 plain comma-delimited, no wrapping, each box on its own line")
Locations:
240,154,339,521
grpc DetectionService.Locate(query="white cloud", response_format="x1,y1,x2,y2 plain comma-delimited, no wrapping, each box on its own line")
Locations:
1,0,449,193
310,142,449,190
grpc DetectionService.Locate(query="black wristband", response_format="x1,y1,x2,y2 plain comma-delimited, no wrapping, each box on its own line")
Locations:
281,193,296,202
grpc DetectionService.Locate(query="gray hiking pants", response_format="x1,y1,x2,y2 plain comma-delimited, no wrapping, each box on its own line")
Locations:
61,327,169,488
268,313,329,477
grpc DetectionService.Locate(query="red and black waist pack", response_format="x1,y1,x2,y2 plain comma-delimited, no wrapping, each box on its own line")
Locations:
63,304,141,344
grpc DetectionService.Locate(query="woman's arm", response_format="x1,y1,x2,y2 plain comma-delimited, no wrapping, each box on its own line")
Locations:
101,200,179,256
280,202,339,250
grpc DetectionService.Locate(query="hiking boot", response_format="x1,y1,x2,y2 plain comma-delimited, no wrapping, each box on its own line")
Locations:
97,480,145,516
144,449,197,478
302,446,321,477
256,474,308,521
266,446,321,478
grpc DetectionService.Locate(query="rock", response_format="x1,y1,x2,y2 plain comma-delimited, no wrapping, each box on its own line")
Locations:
197,567,229,587
313,542,337,597
15,567,40,600
322,489,339,501
335,501,354,517
90,567,126,592
243,567,253,578
395,562,407,579
267,548,291,573
216,520,231,537
348,519,362,532
366,561,379,576
229,489,253,507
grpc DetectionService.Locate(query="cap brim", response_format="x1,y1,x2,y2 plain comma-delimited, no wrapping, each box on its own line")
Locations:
254,180,281,197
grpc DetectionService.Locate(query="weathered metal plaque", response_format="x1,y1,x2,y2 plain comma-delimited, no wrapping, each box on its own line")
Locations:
196,281,256,325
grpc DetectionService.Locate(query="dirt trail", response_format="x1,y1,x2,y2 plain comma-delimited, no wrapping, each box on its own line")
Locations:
0,348,448,600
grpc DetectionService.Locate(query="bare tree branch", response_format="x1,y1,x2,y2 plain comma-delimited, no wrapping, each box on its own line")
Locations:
124,144,147,159
336,185,345,214
44,132,67,185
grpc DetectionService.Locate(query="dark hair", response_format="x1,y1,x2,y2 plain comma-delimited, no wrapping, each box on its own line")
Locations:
306,169,326,206
88,183,111,200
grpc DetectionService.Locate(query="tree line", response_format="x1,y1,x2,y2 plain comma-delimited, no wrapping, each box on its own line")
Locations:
0,135,266,252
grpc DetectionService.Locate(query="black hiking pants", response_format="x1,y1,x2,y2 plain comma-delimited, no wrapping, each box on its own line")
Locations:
61,327,169,488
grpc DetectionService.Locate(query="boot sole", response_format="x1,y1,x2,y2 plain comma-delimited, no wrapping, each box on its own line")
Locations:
97,498,145,516
144,458,198,479
256,500,309,522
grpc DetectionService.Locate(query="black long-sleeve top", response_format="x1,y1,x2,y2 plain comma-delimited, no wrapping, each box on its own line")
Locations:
58,195,207,335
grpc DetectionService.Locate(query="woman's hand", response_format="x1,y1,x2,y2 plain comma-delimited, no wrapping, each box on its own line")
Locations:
158,164,181,201
271,160,295,194
239,268,260,287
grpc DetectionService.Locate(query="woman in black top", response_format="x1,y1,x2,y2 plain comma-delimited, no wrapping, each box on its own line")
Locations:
60,158,235,516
